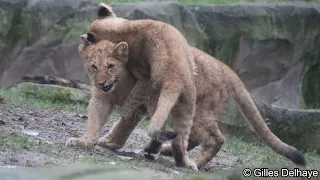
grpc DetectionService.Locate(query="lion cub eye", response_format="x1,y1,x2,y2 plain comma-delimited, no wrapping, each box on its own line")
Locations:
91,64,97,70
107,64,114,71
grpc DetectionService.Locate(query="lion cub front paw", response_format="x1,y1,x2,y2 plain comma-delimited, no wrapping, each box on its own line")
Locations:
186,160,199,172
96,136,123,150
65,137,96,149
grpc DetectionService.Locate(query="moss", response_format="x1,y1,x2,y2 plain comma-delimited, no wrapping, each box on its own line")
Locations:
20,83,72,103
0,131,35,151
211,34,240,67
62,23,88,43
37,89,72,102
6,6,28,45
302,48,320,109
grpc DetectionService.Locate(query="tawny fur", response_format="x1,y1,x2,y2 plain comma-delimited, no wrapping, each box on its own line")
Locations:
67,38,306,169
84,3,198,169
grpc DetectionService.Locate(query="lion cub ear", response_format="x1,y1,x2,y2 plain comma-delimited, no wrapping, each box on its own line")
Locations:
113,42,129,63
98,3,116,18
80,33,97,44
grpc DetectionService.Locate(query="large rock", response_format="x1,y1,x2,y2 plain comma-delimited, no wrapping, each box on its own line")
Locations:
219,98,320,152
1,1,320,109
188,3,320,109
0,0,97,87
0,0,207,88
111,2,208,48
8,82,90,104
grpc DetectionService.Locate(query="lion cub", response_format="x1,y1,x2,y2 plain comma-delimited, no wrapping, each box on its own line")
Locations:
66,38,147,149
68,37,306,169
86,3,197,169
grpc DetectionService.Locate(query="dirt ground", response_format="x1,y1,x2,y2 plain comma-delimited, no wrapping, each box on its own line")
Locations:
0,103,242,179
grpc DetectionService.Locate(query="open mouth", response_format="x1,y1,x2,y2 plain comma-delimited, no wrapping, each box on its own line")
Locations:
101,84,114,92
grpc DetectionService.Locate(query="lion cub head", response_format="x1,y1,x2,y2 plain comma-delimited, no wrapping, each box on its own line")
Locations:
78,33,129,93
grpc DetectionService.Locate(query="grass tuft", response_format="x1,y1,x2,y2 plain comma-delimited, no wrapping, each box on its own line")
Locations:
0,88,87,113
0,131,35,151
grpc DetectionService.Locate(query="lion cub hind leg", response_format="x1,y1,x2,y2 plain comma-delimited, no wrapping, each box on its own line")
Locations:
159,117,201,157
192,116,225,169
160,134,199,157
170,100,198,171
143,124,178,155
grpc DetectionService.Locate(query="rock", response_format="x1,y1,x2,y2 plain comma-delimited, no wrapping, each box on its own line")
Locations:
0,163,157,180
1,1,320,109
188,3,320,109
0,120,5,126
21,75,91,91
22,129,39,136
112,2,209,48
8,82,91,104
0,0,97,87
218,98,320,152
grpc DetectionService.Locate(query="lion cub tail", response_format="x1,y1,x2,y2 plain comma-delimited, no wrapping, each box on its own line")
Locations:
231,80,306,166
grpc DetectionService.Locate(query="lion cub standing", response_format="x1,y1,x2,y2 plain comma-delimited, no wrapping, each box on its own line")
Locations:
86,3,197,169
68,37,306,169
66,38,147,149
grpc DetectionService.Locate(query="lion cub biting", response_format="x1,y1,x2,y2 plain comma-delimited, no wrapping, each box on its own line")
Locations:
68,37,306,169
85,3,197,169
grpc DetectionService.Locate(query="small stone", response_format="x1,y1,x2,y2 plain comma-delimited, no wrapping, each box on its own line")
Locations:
108,161,116,165
144,153,155,161
0,120,5,126
22,129,39,136
78,114,88,119
117,155,133,160
172,171,179,175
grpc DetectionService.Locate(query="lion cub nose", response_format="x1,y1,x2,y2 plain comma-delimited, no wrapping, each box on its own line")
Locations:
98,81,106,86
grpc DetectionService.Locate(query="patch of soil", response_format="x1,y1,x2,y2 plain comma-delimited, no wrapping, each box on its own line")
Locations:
0,103,238,179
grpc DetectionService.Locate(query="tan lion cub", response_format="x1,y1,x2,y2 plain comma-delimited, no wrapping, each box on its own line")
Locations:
68,37,306,169
86,3,197,169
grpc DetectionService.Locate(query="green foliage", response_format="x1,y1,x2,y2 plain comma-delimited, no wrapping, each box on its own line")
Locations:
302,67,320,109
224,137,320,168
6,7,28,45
37,89,72,102
20,83,72,102
302,42,320,109
0,88,87,113
0,131,35,151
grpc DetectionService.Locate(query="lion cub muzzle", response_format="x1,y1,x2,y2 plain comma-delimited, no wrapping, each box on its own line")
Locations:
101,84,114,92
96,79,117,92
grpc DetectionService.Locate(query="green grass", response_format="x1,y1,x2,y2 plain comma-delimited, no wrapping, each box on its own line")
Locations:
0,88,148,128
1,88,319,171
0,131,36,151
95,0,320,5
223,137,320,169
0,88,87,114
